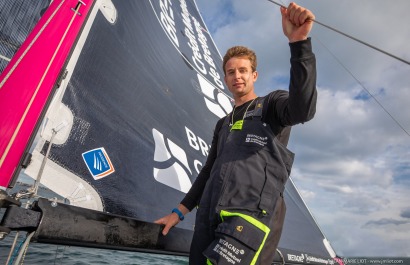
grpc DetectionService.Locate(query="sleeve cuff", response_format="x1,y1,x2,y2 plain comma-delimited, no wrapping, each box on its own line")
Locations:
289,37,313,60
180,197,196,212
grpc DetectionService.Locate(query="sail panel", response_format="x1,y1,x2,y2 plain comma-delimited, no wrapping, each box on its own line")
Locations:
24,0,230,231
280,179,336,258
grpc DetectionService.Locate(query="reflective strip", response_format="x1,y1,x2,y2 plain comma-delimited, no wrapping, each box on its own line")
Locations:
220,210,270,265
206,258,213,265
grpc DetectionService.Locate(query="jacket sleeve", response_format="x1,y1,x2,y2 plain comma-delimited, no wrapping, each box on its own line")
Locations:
180,118,223,211
270,38,317,126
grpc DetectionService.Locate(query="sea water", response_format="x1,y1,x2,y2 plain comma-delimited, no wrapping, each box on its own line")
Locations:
0,233,188,265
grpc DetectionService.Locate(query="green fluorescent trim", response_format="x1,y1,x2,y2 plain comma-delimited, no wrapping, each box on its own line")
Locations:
220,210,271,265
206,259,213,265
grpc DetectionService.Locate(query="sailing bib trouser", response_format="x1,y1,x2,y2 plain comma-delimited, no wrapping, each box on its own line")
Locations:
189,97,294,265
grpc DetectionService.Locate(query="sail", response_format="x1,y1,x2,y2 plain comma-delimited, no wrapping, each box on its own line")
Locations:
0,0,341,264
278,179,338,263
23,0,232,228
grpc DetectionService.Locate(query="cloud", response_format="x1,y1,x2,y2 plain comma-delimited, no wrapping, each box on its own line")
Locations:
299,188,315,200
400,208,410,219
363,218,410,227
317,182,354,194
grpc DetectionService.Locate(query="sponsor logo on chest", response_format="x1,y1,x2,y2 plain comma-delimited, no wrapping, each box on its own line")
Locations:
245,134,268,147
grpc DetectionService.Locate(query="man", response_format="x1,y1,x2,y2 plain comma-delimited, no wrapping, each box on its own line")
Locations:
155,2,317,264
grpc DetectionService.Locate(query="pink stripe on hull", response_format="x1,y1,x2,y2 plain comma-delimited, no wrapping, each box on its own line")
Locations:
0,0,95,188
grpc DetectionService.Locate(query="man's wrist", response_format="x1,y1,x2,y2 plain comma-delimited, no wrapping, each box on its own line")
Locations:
172,208,184,221
289,36,308,43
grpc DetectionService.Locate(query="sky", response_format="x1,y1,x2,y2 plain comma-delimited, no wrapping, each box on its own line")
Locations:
196,0,410,258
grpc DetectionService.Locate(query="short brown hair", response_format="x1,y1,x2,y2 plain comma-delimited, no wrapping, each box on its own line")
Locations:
222,46,257,75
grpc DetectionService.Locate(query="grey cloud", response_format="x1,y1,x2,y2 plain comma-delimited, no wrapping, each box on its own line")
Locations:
400,208,410,219
363,218,410,227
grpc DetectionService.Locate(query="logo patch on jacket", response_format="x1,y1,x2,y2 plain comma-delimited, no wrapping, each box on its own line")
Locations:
245,134,267,147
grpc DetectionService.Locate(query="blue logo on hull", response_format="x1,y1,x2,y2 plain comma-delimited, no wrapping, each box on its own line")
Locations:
82,147,115,180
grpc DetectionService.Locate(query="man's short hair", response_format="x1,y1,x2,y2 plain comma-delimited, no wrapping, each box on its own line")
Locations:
222,46,257,75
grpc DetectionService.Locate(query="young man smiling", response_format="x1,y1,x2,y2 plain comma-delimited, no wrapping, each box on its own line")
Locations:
156,2,317,264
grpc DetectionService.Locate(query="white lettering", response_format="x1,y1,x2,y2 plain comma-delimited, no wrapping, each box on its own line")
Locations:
198,137,209,156
193,160,202,174
305,254,335,264
209,67,224,89
159,0,178,46
185,126,210,157
219,239,240,255
191,17,224,88
179,0,193,32
185,127,199,151
192,53,207,74
288,253,305,263
215,239,243,264
245,134,268,147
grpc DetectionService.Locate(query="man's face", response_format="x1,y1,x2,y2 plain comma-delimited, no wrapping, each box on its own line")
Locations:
224,57,258,101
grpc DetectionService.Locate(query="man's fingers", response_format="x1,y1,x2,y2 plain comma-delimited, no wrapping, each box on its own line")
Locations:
298,9,315,25
285,2,314,27
154,217,165,225
154,216,170,235
154,214,180,236
287,3,297,26
295,10,308,27
162,217,179,236
162,224,171,236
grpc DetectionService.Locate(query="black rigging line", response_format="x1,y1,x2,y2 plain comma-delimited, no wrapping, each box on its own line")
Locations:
314,37,410,137
266,0,410,66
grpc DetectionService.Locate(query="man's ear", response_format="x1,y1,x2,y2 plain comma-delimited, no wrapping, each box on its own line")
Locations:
253,70,258,81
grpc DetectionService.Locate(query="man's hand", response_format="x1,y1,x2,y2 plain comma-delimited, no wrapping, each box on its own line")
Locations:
154,204,189,236
280,2,315,43
154,213,180,236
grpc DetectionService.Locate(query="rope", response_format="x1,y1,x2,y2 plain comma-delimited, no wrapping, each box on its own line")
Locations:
8,232,35,265
275,248,285,265
6,232,21,265
266,0,410,66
